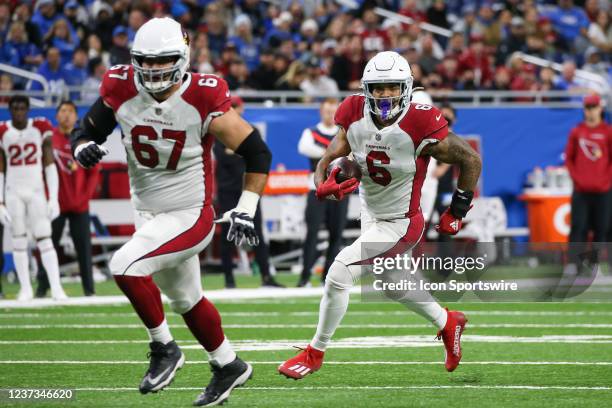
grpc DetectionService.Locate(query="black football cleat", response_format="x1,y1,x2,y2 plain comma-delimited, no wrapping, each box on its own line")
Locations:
193,357,253,406
139,340,185,394
261,277,285,288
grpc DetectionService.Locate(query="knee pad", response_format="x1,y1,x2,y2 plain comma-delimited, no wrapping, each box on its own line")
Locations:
326,261,357,290
12,236,28,252
32,217,52,239
37,237,54,252
169,295,201,315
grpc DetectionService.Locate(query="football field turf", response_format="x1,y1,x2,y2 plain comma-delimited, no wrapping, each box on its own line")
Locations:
1,276,612,407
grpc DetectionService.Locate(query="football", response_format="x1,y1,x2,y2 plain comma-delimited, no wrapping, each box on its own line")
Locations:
327,156,362,183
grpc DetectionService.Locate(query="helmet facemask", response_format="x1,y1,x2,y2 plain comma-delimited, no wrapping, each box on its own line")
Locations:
132,53,187,93
363,79,412,123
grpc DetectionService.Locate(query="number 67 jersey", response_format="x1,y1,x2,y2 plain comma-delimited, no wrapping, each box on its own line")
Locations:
100,65,232,213
335,95,449,220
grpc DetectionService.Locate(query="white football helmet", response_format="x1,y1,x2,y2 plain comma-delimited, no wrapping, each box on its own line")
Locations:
361,51,413,122
131,17,190,93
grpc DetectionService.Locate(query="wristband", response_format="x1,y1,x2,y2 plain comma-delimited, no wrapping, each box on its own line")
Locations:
450,189,473,218
235,190,260,218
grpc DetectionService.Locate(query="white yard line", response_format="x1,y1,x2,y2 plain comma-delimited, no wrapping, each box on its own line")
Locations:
0,360,611,366
3,335,612,350
65,385,612,391
3,323,612,329
3,310,612,318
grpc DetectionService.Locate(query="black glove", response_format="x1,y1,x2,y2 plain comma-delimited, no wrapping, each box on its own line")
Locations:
215,211,260,247
74,141,109,168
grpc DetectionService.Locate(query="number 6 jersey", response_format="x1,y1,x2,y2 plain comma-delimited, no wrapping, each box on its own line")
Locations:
100,65,231,213
335,95,449,220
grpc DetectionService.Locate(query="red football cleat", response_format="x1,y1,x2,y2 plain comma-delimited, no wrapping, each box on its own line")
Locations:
436,308,468,372
278,345,324,380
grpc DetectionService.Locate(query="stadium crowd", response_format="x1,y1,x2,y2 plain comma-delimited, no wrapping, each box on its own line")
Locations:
0,0,610,102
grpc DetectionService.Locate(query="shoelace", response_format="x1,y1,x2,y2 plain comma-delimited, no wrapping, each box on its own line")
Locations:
146,349,169,373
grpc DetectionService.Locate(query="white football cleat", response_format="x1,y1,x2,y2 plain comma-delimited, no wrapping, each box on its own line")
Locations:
17,288,34,301
52,290,68,301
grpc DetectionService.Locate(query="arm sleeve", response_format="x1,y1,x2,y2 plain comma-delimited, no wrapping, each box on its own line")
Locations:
298,129,326,158
44,163,59,202
71,97,117,152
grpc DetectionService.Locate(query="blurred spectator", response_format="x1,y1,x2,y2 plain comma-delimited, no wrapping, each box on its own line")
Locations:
361,8,390,55
299,55,338,101
491,66,512,91
215,42,239,77
330,34,366,91
415,33,442,75
109,26,130,66
249,48,277,89
0,74,14,105
241,0,267,38
127,9,148,46
587,10,611,53
446,31,465,58
12,3,42,48
426,0,450,31
86,33,110,67
31,0,64,42
205,7,227,60
81,57,106,103
554,61,590,92
3,21,43,72
64,0,89,41
582,47,608,78
542,0,590,53
539,66,558,91
0,3,10,40
458,34,493,88
28,47,67,94
92,2,115,49
228,14,261,72
399,0,426,24
64,48,89,99
275,60,306,92
225,59,250,90
495,16,527,65
44,18,77,63
265,11,293,48
298,18,318,49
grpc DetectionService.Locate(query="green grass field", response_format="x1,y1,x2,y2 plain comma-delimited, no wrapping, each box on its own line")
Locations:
1,274,612,407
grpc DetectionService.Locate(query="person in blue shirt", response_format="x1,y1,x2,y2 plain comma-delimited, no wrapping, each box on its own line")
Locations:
228,14,261,72
543,0,589,47
64,48,89,100
2,21,43,86
31,0,63,41
43,18,77,64
28,47,67,94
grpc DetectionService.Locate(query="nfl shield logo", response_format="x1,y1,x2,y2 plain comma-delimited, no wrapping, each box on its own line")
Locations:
155,108,162,115
375,133,382,141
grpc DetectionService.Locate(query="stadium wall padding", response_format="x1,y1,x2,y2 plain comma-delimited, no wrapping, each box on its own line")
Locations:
1,106,583,228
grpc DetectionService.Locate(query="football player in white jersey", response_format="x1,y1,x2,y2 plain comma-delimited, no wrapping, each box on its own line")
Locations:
0,95,66,301
71,18,270,406
279,51,482,378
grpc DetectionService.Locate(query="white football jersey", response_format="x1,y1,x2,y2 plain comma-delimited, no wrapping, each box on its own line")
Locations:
335,95,448,220
0,118,53,193
100,65,231,213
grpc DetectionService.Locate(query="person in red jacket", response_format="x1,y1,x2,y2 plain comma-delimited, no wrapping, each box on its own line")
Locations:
564,93,611,247
36,100,100,297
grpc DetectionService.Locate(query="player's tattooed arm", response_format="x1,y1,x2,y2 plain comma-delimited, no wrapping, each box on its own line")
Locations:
422,131,482,192
314,127,351,187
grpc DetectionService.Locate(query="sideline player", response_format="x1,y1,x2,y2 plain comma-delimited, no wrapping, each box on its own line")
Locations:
279,51,482,378
71,18,270,406
297,98,348,287
0,95,66,301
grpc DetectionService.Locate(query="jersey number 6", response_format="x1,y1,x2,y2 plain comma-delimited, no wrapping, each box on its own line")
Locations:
366,150,392,186
131,125,186,170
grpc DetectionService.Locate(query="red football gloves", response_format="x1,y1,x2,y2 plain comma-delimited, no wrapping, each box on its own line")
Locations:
436,208,464,235
316,168,360,201
436,190,474,235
